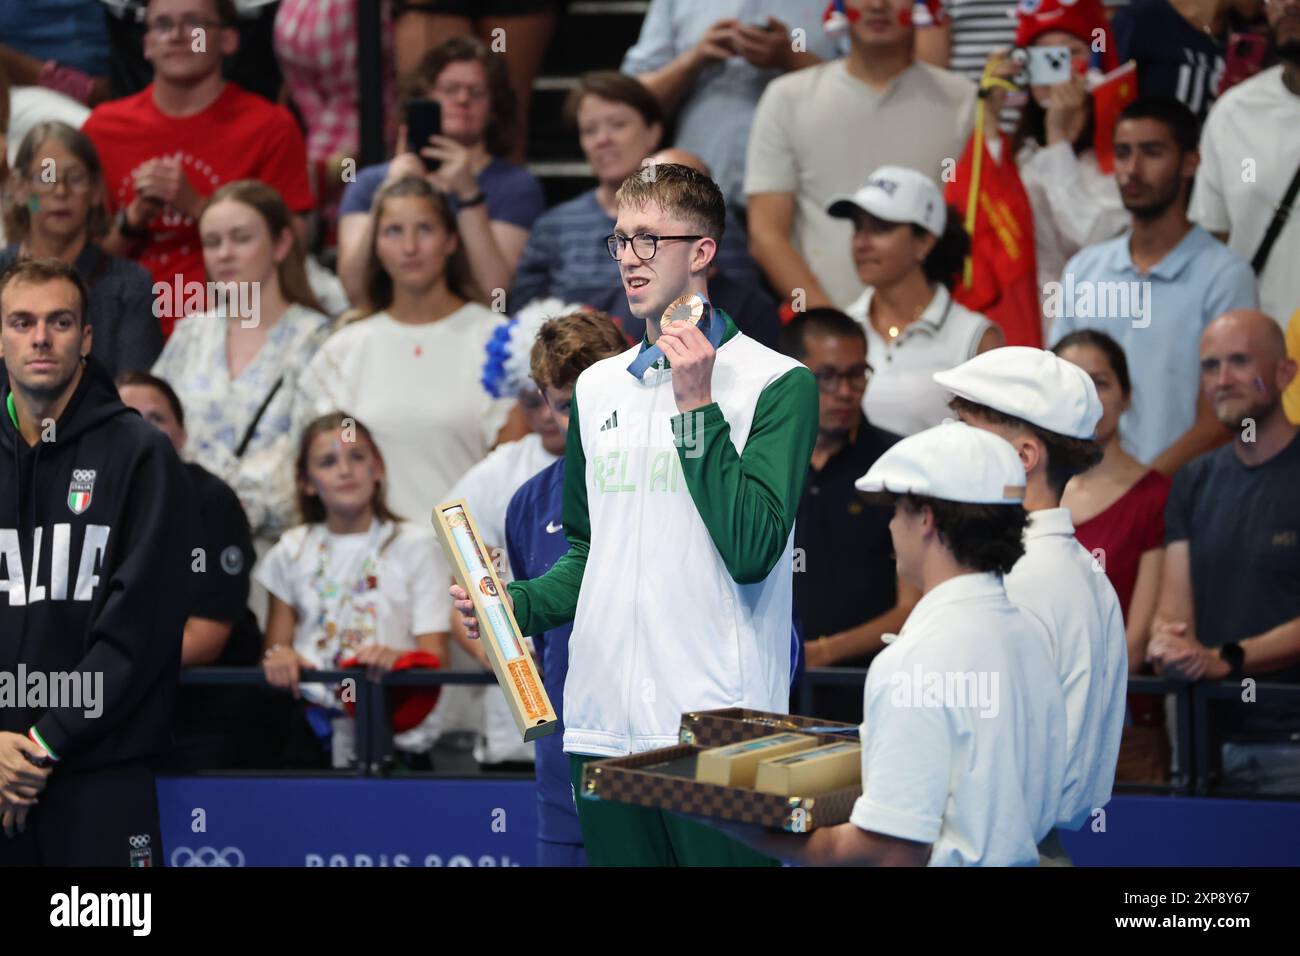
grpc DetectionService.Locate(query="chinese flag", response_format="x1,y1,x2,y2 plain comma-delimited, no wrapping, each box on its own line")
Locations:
945,134,1042,348
1091,61,1138,174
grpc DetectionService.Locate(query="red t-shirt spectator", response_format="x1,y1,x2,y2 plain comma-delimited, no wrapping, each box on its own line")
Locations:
1074,468,1172,726
83,82,313,338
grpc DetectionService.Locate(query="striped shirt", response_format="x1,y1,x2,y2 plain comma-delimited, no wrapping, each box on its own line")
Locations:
944,0,1019,83
933,0,1132,129
941,0,1132,80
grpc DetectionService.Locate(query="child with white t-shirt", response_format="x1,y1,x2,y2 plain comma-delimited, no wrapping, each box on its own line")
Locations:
258,412,451,767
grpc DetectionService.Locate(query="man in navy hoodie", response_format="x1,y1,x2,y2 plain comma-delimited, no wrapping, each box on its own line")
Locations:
0,258,192,866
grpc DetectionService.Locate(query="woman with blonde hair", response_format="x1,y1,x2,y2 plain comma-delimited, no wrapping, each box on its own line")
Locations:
154,179,332,544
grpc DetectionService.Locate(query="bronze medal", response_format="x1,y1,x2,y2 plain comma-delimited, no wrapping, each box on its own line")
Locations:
660,293,706,333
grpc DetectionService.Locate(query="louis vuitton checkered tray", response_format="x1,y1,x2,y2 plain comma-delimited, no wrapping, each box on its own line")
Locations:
678,708,859,748
579,710,862,832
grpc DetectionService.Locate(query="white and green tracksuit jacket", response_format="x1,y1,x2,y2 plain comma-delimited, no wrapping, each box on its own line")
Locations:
506,311,819,757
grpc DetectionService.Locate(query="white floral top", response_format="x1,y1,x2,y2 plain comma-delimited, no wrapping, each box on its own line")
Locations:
154,303,332,538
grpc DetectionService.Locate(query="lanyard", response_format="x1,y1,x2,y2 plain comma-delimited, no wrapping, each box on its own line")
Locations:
310,519,386,664
626,296,724,380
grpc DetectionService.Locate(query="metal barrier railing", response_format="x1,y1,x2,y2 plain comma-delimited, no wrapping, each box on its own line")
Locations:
795,671,1198,793
182,667,498,777
180,667,1300,796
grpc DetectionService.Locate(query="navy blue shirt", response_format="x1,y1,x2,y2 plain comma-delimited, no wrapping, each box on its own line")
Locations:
793,419,901,723
1113,0,1229,122
0,243,160,378
1165,433,1300,737
0,0,109,76
338,156,546,230
795,420,902,643
504,458,581,846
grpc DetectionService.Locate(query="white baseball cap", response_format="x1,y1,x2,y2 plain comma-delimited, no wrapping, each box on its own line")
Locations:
933,347,1103,440
855,421,1027,505
827,165,946,237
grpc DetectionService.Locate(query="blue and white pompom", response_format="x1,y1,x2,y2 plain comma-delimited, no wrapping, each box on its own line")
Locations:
481,298,586,398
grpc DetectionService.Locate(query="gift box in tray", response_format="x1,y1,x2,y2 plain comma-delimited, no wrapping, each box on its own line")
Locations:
580,709,862,832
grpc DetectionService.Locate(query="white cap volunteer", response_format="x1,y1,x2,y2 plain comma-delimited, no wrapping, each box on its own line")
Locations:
935,347,1127,850
827,165,946,237
932,346,1103,439
855,420,1026,504
844,421,1066,866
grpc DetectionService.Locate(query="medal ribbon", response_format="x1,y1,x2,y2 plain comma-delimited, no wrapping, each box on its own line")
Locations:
626,295,723,380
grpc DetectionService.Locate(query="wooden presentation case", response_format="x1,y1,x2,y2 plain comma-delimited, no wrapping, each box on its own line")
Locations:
581,709,862,832
432,498,558,742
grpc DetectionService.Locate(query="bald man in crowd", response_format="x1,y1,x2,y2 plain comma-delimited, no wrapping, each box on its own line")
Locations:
1149,310,1300,794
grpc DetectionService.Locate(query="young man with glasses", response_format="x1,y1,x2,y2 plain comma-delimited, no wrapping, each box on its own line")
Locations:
781,308,919,723
453,163,819,866
83,0,312,339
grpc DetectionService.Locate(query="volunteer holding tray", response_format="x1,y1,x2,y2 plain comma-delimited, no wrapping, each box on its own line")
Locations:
704,423,1067,866
452,162,819,866
936,347,1127,863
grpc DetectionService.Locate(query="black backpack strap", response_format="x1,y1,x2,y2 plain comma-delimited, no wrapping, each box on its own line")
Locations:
234,377,283,459
1251,159,1300,275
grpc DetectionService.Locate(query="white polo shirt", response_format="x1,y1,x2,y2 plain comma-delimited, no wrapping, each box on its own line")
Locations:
1004,508,1127,830
851,572,1066,866
845,285,993,436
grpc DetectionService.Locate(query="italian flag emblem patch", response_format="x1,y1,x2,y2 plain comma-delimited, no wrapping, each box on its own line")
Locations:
68,469,96,515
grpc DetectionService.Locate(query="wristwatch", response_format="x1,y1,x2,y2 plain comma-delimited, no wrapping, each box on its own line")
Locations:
1219,642,1245,680
457,191,488,208
115,209,152,241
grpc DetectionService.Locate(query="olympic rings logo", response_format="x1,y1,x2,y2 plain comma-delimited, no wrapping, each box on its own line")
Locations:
169,846,246,867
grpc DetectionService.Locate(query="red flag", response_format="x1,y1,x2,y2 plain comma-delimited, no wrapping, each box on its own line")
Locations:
1091,61,1138,175
945,134,1042,348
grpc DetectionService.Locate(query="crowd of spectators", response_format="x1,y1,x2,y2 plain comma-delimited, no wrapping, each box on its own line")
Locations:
1,0,1298,795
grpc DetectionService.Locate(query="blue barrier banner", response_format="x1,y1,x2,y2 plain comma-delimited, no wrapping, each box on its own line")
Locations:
1059,794,1300,866
159,776,537,868
159,776,1300,867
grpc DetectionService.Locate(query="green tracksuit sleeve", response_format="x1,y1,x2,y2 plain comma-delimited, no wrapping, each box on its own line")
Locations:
505,393,589,636
674,365,819,585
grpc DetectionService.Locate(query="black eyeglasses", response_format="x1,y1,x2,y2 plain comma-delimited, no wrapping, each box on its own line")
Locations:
146,15,222,37
605,233,703,261
813,365,871,394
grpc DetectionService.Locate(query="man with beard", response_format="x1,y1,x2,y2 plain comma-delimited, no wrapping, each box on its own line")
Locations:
1148,310,1300,794
1050,97,1258,477
0,258,191,864
1191,0,1300,325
